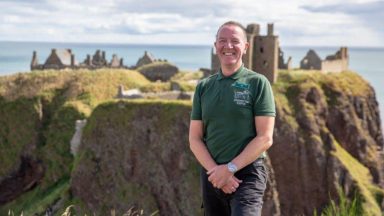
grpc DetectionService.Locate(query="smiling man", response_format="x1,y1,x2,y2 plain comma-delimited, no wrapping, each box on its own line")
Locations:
189,21,276,216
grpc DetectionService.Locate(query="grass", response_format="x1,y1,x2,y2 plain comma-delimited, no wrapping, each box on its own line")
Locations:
331,139,383,215
1,176,71,215
314,187,363,216
139,82,171,92
0,97,41,177
8,205,159,216
0,69,150,105
170,70,203,81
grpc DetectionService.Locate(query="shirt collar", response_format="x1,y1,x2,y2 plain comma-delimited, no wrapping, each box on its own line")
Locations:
217,65,245,81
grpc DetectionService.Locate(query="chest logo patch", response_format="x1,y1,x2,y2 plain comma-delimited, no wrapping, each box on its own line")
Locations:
233,89,251,106
232,82,251,106
232,82,249,89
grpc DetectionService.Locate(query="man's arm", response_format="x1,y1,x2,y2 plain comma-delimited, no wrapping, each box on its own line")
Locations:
207,116,275,188
189,120,217,171
189,120,242,191
231,116,274,169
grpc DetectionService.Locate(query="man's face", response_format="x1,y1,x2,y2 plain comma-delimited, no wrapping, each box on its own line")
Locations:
214,25,249,69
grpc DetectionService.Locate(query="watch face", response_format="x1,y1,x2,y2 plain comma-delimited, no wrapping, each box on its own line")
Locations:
228,162,237,173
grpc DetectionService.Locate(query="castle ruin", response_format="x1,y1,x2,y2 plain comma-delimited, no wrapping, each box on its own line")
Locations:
300,47,349,72
136,51,156,68
31,49,125,70
278,48,292,70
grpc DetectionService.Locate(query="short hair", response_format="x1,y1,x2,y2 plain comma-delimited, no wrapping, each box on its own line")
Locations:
216,21,248,42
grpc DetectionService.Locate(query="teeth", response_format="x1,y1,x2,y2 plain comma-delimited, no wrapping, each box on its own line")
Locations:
224,52,234,56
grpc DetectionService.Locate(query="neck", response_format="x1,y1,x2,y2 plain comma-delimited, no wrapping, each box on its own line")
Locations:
221,63,242,76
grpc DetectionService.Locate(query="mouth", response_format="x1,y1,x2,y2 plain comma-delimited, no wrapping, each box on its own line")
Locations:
222,51,236,56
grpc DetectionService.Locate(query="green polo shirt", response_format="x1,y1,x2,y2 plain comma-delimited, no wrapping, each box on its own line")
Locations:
191,65,276,164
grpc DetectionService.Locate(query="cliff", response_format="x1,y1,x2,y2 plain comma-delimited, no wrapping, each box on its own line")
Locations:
0,69,383,215
271,71,384,215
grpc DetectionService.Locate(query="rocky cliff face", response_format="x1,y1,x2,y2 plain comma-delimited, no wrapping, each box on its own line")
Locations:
0,70,383,215
270,71,384,215
71,101,199,215
70,100,281,216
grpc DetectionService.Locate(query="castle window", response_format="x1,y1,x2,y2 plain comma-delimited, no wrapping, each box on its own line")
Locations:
263,60,268,68
260,47,264,53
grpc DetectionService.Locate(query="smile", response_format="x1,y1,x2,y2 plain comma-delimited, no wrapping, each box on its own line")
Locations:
223,52,235,56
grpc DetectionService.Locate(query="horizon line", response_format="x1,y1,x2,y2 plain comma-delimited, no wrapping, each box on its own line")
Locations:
1,40,384,49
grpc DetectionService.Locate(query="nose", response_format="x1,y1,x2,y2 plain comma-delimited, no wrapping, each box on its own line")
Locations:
224,41,234,48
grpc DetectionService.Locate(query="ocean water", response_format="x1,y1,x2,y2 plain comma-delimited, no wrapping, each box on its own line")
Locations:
0,41,383,125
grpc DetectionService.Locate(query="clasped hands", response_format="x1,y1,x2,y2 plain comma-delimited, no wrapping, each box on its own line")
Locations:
207,164,242,194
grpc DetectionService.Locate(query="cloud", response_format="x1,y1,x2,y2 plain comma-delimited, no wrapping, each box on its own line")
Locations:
111,0,232,18
301,1,384,35
301,1,384,14
0,0,383,46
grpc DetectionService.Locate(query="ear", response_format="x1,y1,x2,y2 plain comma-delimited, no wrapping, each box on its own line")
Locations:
214,41,218,53
244,42,250,52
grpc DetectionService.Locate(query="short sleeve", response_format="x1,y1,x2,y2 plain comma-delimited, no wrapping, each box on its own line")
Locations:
253,77,276,117
191,82,203,120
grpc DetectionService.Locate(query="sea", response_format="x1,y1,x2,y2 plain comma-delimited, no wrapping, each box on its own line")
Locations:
0,41,383,125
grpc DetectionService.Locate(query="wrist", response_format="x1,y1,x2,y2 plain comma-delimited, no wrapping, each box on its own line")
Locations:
227,162,238,174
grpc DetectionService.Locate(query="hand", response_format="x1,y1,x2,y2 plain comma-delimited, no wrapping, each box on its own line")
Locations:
221,176,242,194
207,164,233,189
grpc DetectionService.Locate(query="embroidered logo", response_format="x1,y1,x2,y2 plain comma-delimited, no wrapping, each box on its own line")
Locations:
232,82,251,106
232,82,249,89
234,89,251,106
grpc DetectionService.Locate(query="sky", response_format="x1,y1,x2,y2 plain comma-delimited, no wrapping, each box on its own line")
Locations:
0,0,383,47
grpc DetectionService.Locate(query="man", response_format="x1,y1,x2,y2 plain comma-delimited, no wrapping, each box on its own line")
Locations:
189,21,276,216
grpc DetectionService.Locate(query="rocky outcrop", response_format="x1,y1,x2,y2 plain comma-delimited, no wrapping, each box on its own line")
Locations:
70,100,280,215
270,71,384,215
0,70,383,215
64,71,384,215
0,157,44,205
71,101,201,215
0,69,152,215
138,62,179,82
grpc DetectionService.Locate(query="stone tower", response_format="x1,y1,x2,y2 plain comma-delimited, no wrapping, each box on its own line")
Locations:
211,23,279,83
246,23,278,83
31,51,39,70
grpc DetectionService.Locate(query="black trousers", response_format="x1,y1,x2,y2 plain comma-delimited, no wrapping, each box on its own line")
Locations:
200,159,267,216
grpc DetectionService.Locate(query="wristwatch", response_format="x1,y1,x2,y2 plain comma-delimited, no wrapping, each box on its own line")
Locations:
227,162,238,173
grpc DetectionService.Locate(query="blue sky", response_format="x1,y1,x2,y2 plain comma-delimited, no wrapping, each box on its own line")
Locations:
0,0,383,46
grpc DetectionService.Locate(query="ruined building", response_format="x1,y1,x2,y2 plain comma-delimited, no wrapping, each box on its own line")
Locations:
134,51,168,68
278,48,292,70
31,49,76,70
136,51,156,68
300,49,321,70
322,47,349,72
211,23,280,83
31,49,125,71
300,47,349,72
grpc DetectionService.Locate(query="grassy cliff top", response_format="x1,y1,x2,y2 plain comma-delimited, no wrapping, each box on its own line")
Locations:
276,70,372,97
0,69,150,107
